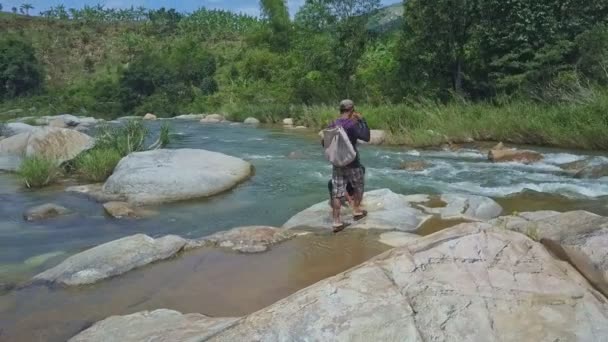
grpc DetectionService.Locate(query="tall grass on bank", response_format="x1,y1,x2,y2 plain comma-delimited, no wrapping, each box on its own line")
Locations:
18,157,61,188
293,91,608,150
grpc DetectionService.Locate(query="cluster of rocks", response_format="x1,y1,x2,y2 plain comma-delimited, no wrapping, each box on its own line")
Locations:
69,209,608,341
32,226,299,286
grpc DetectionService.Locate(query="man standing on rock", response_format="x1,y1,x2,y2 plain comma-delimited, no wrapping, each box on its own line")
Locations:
325,99,370,232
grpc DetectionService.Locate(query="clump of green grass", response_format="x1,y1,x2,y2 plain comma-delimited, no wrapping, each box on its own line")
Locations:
147,122,171,150
18,156,61,188
95,120,148,156
70,120,172,182
74,148,123,182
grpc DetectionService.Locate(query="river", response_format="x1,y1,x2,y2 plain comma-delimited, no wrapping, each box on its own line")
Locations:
0,120,607,341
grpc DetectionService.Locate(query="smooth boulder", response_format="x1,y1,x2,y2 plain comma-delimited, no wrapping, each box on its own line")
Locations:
142,113,157,120
282,118,294,126
284,189,501,232
489,210,608,297
488,148,543,164
0,127,94,170
284,189,432,231
102,149,252,205
33,234,188,286
24,203,70,221
201,114,225,123
243,117,260,125
174,114,206,120
3,122,36,137
69,309,238,342
190,226,299,253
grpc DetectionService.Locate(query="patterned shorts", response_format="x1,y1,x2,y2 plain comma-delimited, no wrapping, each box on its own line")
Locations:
331,166,365,199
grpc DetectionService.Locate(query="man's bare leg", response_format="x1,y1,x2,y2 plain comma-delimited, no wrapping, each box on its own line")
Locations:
332,197,342,226
353,190,364,215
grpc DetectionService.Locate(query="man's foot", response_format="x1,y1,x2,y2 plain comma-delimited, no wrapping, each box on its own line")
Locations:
353,210,368,221
332,222,350,233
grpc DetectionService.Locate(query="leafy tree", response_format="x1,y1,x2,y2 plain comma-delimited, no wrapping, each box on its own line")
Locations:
259,0,292,51
20,3,33,16
0,37,44,99
477,0,608,93
11,6,17,14
397,0,479,99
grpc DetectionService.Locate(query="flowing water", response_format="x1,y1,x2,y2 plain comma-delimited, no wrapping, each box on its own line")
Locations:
0,120,607,341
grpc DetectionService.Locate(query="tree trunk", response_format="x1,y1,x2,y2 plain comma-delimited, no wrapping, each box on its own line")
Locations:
454,58,463,94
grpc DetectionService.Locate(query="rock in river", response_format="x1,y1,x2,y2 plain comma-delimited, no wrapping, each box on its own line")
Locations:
24,203,70,221
102,201,155,219
142,113,157,120
283,189,502,232
33,234,189,286
488,148,543,164
72,225,608,341
68,309,238,342
575,163,608,179
174,114,206,120
399,160,431,171
190,226,299,253
0,127,94,171
243,117,260,125
102,149,252,205
200,114,225,123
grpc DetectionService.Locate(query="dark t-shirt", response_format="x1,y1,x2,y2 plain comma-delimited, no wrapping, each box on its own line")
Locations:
326,117,371,168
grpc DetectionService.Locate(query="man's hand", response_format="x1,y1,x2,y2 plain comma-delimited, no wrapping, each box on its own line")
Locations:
353,112,363,121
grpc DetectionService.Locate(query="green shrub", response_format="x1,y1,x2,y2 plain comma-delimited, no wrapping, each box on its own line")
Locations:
0,36,44,100
74,148,122,182
18,157,60,188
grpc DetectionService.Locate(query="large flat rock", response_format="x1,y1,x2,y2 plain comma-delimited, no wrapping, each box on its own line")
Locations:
73,225,608,341
102,149,252,205
69,309,238,342
33,234,188,286
283,189,502,232
489,210,608,297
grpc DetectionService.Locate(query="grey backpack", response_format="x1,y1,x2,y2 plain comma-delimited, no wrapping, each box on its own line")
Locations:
323,126,357,167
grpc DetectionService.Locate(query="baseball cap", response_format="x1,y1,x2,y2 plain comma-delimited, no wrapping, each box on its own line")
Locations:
339,99,354,112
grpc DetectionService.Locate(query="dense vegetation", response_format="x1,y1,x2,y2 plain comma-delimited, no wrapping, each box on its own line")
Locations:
1,0,607,148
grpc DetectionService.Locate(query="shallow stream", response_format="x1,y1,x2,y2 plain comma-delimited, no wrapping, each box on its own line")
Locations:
1,121,607,341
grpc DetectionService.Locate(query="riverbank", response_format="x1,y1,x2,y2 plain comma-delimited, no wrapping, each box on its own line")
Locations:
4,91,608,150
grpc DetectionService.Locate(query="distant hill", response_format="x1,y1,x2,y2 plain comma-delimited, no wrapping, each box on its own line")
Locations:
367,2,404,33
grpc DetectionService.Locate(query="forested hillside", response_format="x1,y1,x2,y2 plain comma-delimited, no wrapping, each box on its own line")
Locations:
1,0,608,148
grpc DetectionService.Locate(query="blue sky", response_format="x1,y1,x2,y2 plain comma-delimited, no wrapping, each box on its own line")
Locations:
1,0,399,16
